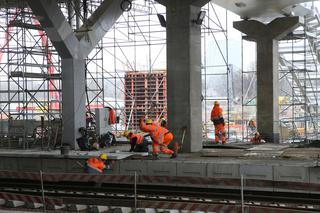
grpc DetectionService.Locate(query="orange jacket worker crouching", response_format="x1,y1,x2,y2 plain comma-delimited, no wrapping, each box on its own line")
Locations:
140,117,176,159
86,153,110,174
211,101,226,144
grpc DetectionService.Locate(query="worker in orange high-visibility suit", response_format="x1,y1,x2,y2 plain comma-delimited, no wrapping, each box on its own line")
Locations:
211,101,226,144
86,153,108,174
123,130,149,152
140,117,177,159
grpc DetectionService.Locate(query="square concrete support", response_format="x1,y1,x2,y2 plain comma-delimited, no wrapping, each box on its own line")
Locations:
234,17,302,143
157,0,211,153
61,58,86,148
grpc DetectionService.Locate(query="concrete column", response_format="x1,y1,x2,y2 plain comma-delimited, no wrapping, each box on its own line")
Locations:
157,0,210,152
234,17,302,143
61,58,86,146
28,0,126,148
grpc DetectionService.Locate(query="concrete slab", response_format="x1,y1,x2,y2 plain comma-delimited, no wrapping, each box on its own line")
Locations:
46,204,66,210
42,159,67,172
274,165,309,183
281,148,320,159
177,162,206,177
25,202,43,209
207,163,239,178
201,149,246,157
248,144,290,151
121,207,132,213
136,209,146,213
18,158,42,172
67,159,86,173
240,164,273,180
109,207,123,213
0,157,18,170
309,166,320,184
119,160,148,175
89,205,109,213
147,161,177,176
106,161,120,175
6,200,25,207
67,204,87,211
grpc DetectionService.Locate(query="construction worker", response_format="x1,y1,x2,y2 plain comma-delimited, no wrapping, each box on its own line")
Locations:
211,101,226,144
123,130,149,152
86,153,110,174
140,117,177,159
248,119,257,133
250,131,262,144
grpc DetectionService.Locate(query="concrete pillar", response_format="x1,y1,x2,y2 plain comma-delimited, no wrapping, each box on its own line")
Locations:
234,17,302,143
27,0,126,148
61,58,86,146
156,0,210,152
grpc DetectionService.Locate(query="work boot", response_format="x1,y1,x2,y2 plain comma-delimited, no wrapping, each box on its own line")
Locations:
152,153,159,160
170,152,177,159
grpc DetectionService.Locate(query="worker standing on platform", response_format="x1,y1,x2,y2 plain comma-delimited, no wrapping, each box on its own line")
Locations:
86,153,111,174
140,117,177,159
211,101,226,144
123,130,149,152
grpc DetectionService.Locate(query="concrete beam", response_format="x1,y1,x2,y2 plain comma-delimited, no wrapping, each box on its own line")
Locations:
234,16,302,40
233,17,302,143
268,16,303,40
26,0,82,59
156,0,211,7
28,0,123,148
76,0,127,56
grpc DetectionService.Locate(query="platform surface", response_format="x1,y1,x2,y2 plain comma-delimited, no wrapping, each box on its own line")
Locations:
0,142,319,190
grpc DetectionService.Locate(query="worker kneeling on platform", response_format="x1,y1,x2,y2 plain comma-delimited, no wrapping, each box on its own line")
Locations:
123,130,149,152
86,153,112,174
140,117,177,159
211,101,226,144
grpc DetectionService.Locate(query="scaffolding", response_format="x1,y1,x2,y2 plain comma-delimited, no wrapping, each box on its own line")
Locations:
240,2,320,143
278,3,320,142
0,0,236,149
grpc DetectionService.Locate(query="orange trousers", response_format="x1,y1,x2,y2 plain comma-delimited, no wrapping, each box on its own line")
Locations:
214,124,225,143
152,132,174,155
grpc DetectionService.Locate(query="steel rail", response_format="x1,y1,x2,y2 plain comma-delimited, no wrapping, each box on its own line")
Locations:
0,180,319,208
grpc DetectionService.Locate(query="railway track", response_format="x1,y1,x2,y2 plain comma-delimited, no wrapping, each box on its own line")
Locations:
0,179,319,213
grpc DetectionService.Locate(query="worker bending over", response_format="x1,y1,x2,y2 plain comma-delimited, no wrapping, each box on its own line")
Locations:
140,117,177,159
86,153,112,174
123,130,149,152
211,101,226,144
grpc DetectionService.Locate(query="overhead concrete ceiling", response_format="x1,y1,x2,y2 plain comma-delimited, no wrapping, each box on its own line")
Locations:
212,0,314,22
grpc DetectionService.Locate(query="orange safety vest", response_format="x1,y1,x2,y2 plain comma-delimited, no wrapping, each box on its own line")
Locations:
86,157,105,173
108,108,116,124
140,120,169,144
129,133,143,145
211,106,223,121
